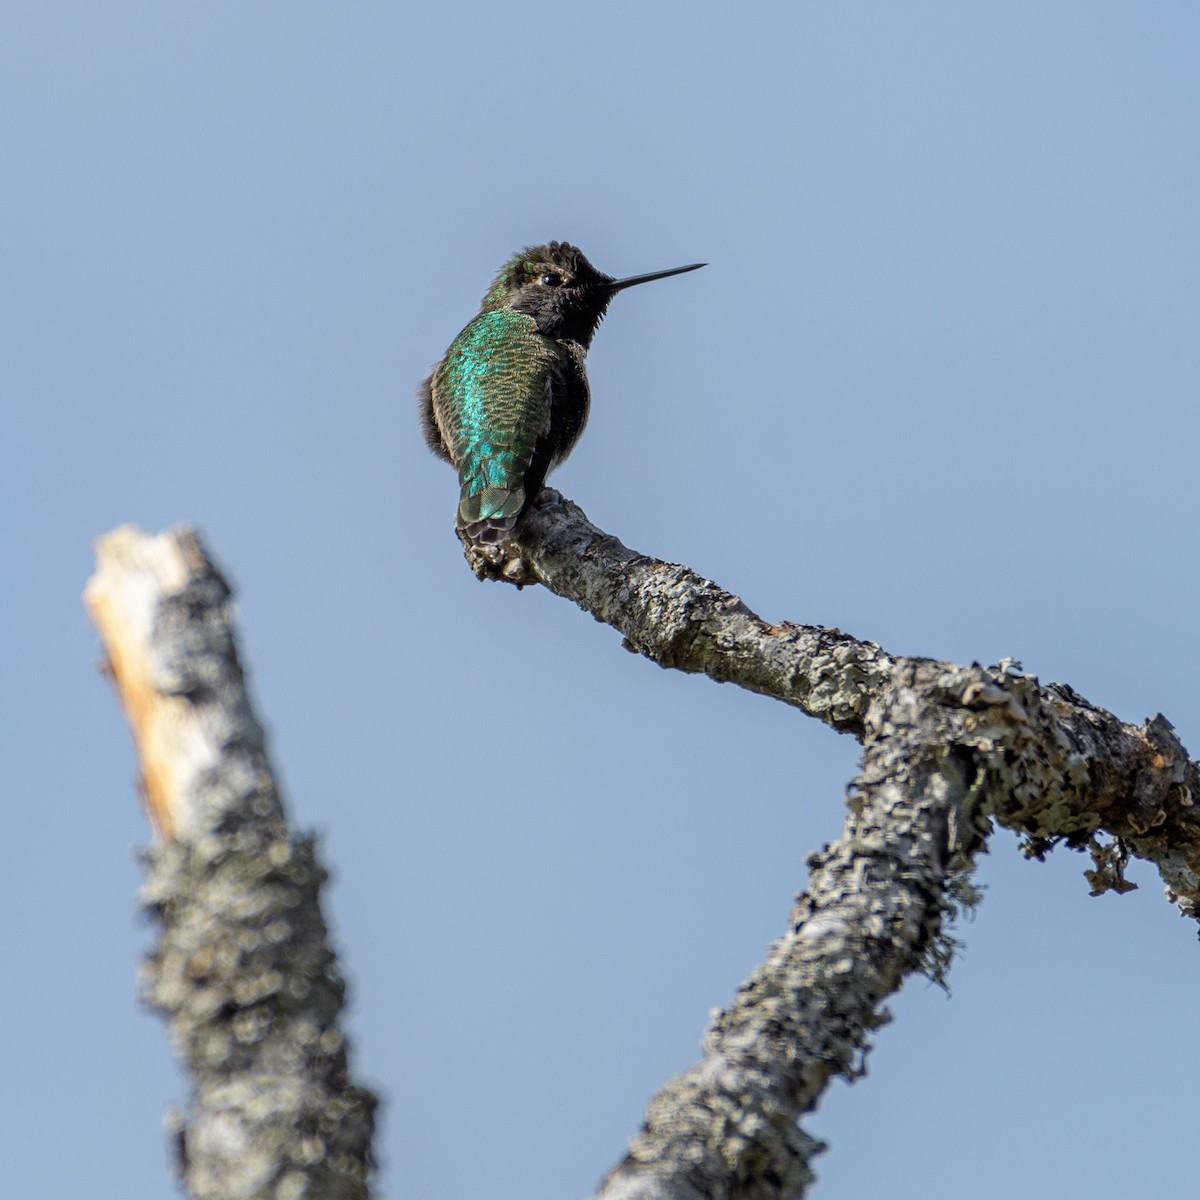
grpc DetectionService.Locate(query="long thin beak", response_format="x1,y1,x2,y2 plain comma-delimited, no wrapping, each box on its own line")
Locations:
607,262,706,293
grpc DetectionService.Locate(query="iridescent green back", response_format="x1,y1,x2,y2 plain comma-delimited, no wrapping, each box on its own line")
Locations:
431,307,568,541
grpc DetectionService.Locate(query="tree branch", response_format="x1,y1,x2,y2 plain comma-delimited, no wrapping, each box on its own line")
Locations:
505,490,1199,1197
514,490,1200,919
599,678,970,1199
87,503,1199,1200
85,526,377,1200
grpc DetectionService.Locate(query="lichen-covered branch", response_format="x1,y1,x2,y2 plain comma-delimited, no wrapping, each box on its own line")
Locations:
501,490,1197,1198
598,675,970,1200
88,506,1199,1200
500,491,897,737
513,491,1200,920
85,526,377,1200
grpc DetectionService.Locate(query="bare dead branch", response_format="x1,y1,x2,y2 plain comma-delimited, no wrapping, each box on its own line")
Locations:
515,490,1200,919
86,526,377,1200
501,490,1197,1198
87,505,1199,1200
599,677,970,1199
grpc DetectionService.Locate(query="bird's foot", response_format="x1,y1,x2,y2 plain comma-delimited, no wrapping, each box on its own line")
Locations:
459,534,535,588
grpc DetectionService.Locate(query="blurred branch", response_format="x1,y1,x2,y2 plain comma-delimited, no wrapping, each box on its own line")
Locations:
85,526,376,1200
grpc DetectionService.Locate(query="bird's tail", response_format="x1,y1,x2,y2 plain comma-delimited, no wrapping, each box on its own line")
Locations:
456,484,525,548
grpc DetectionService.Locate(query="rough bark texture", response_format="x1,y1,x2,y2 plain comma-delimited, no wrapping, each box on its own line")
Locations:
493,489,1196,1199
600,676,971,1200
88,505,1199,1200
86,526,377,1200
511,491,1199,916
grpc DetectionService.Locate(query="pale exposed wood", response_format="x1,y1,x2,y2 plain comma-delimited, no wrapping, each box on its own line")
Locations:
86,526,206,837
86,526,377,1200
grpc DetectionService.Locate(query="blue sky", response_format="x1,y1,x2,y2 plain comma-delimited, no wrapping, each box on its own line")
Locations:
4,4,1198,1197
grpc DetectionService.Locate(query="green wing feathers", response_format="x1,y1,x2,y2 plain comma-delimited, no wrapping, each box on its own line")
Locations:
431,309,562,545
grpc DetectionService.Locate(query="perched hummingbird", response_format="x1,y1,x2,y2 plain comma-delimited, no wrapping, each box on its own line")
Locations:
420,242,704,551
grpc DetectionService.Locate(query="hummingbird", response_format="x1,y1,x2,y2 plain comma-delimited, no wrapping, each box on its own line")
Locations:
420,242,704,553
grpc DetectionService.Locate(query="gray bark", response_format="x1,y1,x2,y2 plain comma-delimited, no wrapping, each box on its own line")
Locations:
505,489,1196,1200
86,501,1199,1200
86,527,377,1200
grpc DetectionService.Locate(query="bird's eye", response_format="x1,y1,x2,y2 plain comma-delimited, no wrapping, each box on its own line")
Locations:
540,272,564,287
